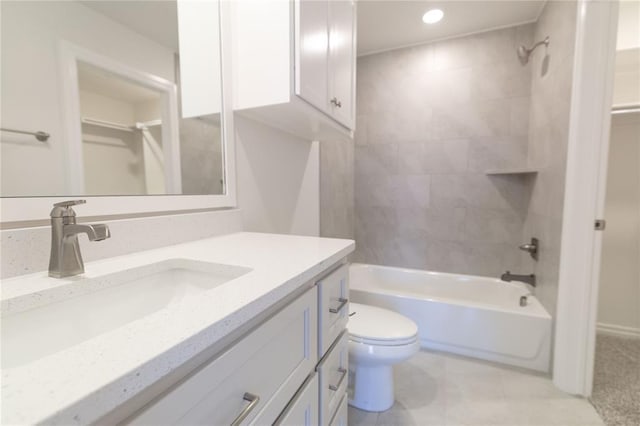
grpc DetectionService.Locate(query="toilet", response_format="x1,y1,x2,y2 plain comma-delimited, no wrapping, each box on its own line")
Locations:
347,302,420,412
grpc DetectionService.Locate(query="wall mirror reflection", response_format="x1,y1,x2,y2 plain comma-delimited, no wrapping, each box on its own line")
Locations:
1,0,225,197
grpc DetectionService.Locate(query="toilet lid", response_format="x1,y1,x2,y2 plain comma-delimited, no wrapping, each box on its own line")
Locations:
348,303,418,344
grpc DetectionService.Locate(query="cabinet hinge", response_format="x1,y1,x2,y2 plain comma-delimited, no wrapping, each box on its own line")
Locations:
595,219,606,231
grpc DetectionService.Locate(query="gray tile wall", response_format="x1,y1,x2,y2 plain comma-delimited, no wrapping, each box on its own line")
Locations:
180,117,224,195
320,137,355,239
523,1,577,317
353,24,536,277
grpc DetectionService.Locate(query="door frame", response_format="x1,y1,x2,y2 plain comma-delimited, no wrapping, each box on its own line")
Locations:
552,0,619,396
58,40,182,195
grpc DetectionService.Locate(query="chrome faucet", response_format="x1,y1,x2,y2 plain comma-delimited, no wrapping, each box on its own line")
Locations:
500,271,536,287
48,200,110,278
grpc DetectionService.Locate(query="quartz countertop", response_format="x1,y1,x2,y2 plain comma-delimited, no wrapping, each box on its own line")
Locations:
1,232,354,425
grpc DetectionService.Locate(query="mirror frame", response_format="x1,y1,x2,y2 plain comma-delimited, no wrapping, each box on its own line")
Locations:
0,1,236,224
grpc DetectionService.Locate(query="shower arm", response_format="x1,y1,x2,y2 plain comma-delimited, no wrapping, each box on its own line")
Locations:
526,36,550,54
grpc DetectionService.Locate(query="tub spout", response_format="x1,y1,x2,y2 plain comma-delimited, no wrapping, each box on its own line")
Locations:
501,271,536,287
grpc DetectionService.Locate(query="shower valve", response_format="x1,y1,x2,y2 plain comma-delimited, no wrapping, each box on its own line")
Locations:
519,237,539,261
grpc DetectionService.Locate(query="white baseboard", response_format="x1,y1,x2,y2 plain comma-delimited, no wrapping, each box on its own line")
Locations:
597,322,640,338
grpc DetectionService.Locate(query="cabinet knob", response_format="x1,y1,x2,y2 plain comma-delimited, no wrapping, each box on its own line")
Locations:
330,97,342,108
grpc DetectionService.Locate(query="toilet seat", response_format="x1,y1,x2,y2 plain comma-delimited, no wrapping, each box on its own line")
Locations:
349,334,418,346
348,303,418,346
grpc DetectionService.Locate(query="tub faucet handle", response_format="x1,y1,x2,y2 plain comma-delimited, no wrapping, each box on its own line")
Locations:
519,237,538,260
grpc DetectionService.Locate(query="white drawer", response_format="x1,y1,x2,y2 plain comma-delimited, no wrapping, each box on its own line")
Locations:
317,331,349,426
328,394,348,426
317,264,349,357
127,288,318,426
274,374,319,426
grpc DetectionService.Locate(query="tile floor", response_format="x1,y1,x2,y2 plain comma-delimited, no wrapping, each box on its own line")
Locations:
348,350,604,426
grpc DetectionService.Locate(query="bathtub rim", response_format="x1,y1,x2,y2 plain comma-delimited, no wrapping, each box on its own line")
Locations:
349,262,551,320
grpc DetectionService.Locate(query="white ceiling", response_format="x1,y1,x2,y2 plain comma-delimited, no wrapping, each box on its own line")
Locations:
357,0,546,56
80,1,546,58
80,0,179,52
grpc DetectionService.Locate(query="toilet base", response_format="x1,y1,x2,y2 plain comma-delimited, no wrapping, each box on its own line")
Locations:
348,364,395,412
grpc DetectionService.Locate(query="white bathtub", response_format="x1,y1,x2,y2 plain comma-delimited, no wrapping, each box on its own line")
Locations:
349,263,552,372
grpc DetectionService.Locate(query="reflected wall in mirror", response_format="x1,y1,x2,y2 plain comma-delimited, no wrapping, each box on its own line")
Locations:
1,0,225,197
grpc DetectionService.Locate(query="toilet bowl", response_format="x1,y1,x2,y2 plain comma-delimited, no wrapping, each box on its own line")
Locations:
347,302,420,412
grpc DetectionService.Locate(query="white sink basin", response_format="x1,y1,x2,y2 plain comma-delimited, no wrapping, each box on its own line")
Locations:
1,259,252,369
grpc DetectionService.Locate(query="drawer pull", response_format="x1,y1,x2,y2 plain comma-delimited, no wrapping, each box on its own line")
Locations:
329,298,349,314
329,368,348,391
230,392,260,426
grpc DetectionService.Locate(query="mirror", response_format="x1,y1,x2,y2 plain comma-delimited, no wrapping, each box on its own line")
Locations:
0,0,226,197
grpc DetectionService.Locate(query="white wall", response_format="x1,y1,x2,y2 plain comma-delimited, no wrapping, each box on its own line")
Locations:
79,91,147,195
612,48,640,107
1,1,322,246
617,0,640,51
596,0,640,338
597,111,640,337
0,1,175,196
135,100,163,124
235,116,320,236
79,91,136,125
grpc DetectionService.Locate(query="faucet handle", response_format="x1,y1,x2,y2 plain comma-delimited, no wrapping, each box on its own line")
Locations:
53,199,86,208
51,199,86,218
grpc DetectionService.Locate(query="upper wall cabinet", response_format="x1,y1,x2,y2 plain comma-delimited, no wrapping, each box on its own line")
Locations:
231,0,357,141
296,0,355,129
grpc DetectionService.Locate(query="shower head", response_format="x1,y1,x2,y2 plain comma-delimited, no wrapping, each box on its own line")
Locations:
517,36,550,65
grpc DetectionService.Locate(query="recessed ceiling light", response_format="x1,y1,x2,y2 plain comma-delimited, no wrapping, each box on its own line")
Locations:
422,9,444,24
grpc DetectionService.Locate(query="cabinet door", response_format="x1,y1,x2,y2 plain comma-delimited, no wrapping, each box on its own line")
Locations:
126,289,318,425
317,264,349,357
274,374,319,426
295,0,329,112
318,332,349,426
329,395,348,426
328,0,356,129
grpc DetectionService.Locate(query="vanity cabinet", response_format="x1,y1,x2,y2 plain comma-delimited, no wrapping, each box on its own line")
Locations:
275,375,319,425
317,264,350,356
317,332,349,425
316,265,350,426
329,395,349,426
231,0,356,141
127,287,318,425
126,261,350,426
